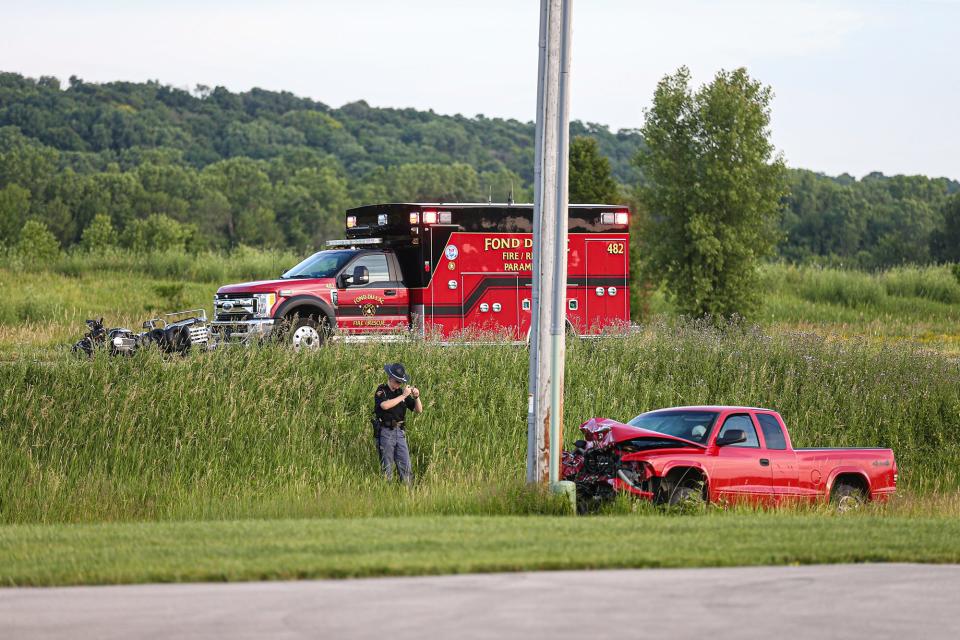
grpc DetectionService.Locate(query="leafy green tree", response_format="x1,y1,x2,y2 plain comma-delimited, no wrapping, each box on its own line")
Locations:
931,194,960,263
0,183,30,246
16,219,60,263
569,136,619,203
80,213,117,252
120,214,190,252
201,158,279,246
636,67,787,319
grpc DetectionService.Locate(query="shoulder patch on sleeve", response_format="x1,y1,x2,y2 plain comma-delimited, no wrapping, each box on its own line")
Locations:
376,389,385,398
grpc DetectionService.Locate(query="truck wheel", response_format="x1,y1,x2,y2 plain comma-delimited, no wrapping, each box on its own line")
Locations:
289,316,327,351
668,483,706,508
831,482,866,513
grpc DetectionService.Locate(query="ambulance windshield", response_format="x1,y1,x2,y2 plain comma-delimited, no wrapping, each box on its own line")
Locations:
281,250,357,279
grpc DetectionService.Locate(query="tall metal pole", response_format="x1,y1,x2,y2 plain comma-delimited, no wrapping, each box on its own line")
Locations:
527,0,572,485
548,0,573,485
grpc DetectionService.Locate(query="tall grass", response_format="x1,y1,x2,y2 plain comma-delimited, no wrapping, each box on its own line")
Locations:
1,247,302,283
756,264,960,348
1,321,958,524
761,263,960,310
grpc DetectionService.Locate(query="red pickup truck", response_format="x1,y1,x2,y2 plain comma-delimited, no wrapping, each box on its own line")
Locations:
561,406,897,511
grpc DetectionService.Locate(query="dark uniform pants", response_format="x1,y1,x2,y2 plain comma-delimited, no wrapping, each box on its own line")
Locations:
377,426,412,484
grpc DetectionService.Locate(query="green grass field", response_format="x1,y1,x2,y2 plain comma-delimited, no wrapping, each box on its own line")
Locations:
1,252,959,586
4,507,960,587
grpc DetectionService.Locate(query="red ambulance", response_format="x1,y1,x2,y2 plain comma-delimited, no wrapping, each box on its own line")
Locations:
211,203,631,348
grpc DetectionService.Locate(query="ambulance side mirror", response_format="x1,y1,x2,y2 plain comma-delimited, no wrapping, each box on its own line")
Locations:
351,265,369,286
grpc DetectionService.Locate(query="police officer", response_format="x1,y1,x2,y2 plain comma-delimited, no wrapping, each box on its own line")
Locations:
374,362,423,484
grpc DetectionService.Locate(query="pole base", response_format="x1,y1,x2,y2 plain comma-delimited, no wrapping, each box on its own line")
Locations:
550,480,577,514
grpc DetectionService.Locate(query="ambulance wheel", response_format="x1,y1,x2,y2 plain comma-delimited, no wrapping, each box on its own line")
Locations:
288,316,327,351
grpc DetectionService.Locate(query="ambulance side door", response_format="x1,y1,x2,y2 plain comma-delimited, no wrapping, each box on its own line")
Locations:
336,252,410,334
584,238,628,331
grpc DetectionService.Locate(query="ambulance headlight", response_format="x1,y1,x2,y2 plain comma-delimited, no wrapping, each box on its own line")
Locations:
254,293,277,318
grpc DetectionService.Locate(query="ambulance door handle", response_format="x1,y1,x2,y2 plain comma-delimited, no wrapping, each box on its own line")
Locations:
384,289,397,296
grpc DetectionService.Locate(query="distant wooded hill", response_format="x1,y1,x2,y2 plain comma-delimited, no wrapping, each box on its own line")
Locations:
1,72,957,266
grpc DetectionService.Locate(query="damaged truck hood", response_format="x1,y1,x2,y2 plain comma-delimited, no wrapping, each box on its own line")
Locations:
579,417,706,451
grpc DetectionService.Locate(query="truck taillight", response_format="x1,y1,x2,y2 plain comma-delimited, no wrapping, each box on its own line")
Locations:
422,210,438,224
346,215,357,228
409,212,419,224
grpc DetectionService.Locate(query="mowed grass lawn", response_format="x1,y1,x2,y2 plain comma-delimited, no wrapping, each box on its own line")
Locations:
3,511,960,587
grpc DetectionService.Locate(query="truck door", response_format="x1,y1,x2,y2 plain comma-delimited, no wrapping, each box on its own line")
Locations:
708,413,775,505
584,239,628,332
461,272,520,339
336,252,409,335
754,412,805,502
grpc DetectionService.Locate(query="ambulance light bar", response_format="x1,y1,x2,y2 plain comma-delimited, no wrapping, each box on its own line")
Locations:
325,238,383,247
418,210,452,225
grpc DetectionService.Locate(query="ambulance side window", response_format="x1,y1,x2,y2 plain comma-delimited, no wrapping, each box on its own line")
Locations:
350,254,391,284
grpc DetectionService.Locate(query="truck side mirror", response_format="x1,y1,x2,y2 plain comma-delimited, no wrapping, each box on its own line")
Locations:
716,429,747,446
352,265,369,286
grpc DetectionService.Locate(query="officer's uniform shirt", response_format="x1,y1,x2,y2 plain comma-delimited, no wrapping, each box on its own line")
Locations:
374,383,417,427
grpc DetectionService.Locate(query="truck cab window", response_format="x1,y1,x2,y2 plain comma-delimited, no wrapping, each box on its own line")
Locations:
717,414,760,448
756,413,787,450
349,254,391,284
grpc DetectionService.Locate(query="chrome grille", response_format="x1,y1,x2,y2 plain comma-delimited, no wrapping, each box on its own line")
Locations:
214,295,256,322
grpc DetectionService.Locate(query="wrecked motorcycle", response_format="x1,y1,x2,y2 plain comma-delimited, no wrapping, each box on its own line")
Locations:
72,309,210,357
72,318,140,357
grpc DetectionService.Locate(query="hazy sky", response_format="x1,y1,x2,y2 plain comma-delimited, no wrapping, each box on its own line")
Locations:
3,0,958,179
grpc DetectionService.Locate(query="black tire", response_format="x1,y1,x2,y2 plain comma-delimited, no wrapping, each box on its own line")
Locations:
831,481,866,513
287,315,327,351
574,482,614,514
73,338,94,358
667,482,706,508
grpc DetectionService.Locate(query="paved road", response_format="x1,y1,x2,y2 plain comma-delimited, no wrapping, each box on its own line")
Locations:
2,564,958,639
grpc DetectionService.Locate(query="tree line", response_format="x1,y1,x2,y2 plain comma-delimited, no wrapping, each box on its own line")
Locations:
0,71,958,271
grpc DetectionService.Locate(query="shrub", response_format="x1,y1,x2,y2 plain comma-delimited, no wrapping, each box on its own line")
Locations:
80,214,117,252
16,220,60,264
120,214,191,253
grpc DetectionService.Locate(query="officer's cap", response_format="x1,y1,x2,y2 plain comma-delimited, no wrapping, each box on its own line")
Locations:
384,362,408,382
